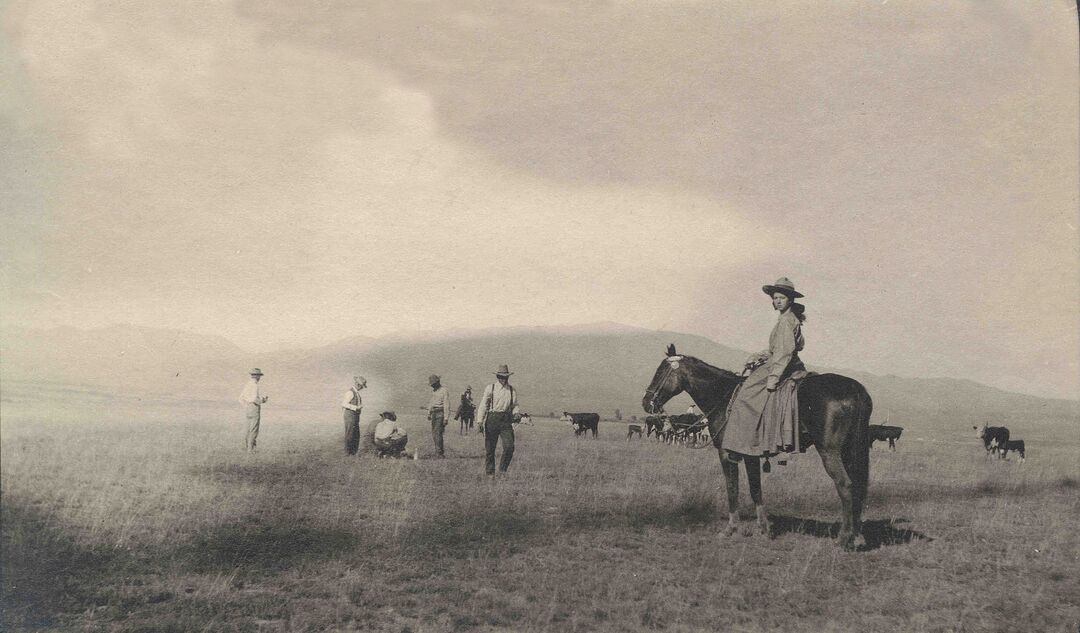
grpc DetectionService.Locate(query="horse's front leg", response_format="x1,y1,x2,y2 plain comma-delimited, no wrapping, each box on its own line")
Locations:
718,449,740,536
743,456,770,537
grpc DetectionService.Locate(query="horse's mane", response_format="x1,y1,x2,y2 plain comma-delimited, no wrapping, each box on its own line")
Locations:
683,355,741,382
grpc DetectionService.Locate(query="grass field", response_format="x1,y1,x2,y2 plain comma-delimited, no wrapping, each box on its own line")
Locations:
2,391,1078,632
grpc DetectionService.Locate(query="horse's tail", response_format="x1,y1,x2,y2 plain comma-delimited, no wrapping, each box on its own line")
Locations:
844,383,873,531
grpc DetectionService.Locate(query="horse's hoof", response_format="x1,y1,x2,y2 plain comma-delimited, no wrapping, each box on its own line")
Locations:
720,524,738,538
837,532,856,550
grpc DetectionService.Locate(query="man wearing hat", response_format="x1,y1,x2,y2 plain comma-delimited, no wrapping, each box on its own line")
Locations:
724,277,808,459
427,374,452,458
454,385,476,434
477,365,521,476
341,375,367,455
373,411,411,458
238,368,269,452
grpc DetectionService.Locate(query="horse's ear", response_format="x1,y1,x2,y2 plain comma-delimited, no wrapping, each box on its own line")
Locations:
666,343,676,357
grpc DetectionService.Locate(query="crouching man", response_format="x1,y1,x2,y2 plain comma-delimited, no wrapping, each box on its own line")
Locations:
374,412,410,458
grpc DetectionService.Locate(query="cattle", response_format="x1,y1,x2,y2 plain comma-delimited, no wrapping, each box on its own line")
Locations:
1000,439,1026,461
868,425,904,451
975,424,1010,458
667,413,705,445
513,413,532,425
644,415,666,440
626,424,643,440
562,412,600,438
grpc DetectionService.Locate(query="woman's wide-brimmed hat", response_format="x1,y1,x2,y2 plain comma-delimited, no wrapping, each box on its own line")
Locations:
249,368,264,376
762,277,804,299
494,364,514,376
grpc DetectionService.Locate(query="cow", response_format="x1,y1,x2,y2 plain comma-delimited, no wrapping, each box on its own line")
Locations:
667,413,704,445
562,412,600,438
626,424,643,440
975,424,1010,458
514,413,532,425
644,415,666,440
1000,439,1025,461
868,425,904,451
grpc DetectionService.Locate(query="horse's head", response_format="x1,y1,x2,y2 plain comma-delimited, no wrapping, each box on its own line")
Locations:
643,344,688,414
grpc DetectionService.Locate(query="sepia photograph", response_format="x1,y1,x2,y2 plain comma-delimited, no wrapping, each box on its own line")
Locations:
2,1,1078,631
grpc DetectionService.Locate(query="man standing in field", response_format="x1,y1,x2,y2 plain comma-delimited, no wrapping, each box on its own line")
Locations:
477,364,520,476
341,375,367,455
427,374,452,458
238,368,268,452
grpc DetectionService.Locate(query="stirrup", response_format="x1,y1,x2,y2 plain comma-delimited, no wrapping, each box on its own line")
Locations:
762,457,772,473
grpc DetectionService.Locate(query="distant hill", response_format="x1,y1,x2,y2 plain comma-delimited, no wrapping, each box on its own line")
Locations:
3,323,1076,432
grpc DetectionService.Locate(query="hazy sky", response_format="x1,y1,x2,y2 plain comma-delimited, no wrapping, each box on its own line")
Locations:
2,1,1078,399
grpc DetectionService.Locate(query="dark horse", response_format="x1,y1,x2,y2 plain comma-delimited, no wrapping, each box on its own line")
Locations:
455,399,476,435
643,344,873,548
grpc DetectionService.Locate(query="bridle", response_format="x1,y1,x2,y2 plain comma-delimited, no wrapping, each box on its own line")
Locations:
644,355,682,413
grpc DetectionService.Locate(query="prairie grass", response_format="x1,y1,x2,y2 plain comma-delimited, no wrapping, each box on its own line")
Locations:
2,394,1078,632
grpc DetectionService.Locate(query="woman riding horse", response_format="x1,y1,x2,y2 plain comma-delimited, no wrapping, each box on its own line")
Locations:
642,277,873,549
725,277,807,458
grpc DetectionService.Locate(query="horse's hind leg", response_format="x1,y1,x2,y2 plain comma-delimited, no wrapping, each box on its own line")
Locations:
743,456,769,537
819,449,856,548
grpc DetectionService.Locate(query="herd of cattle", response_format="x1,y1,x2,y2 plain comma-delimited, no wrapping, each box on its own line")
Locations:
558,414,1026,461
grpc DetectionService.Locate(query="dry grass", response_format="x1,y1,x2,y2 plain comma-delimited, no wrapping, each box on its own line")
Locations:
2,394,1078,632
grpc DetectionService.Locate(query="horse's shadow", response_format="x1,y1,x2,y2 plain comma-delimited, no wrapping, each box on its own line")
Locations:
768,515,931,551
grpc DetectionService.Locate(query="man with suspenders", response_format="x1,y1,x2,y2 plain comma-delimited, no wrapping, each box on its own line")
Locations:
341,375,367,455
477,364,521,476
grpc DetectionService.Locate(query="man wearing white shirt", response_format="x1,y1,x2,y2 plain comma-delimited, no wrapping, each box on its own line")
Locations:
477,364,521,476
238,368,268,452
427,374,452,458
374,411,410,458
341,375,367,455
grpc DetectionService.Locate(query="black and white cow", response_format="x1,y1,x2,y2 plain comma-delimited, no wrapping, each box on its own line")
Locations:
562,412,600,438
975,424,1010,458
1000,439,1025,461
869,425,904,451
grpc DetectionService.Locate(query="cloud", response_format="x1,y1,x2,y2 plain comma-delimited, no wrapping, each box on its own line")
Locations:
4,0,776,343
2,0,1077,399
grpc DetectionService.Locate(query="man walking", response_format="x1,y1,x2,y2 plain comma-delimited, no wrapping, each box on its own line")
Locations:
238,368,268,452
477,364,520,476
427,374,452,458
341,375,367,455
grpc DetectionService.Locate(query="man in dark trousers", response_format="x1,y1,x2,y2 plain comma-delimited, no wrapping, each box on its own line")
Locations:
341,375,367,455
427,374,452,458
477,364,521,476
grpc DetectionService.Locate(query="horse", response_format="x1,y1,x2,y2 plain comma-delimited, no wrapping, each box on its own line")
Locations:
455,399,476,435
643,344,873,549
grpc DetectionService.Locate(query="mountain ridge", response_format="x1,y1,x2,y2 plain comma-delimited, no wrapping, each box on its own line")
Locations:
3,323,1076,430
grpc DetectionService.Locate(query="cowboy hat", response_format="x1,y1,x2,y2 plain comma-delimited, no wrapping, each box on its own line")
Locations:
762,277,804,299
493,364,514,376
249,368,264,376
380,411,397,421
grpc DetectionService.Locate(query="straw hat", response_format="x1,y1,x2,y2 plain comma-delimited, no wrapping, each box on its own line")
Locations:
762,277,804,299
249,368,264,376
493,364,513,376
